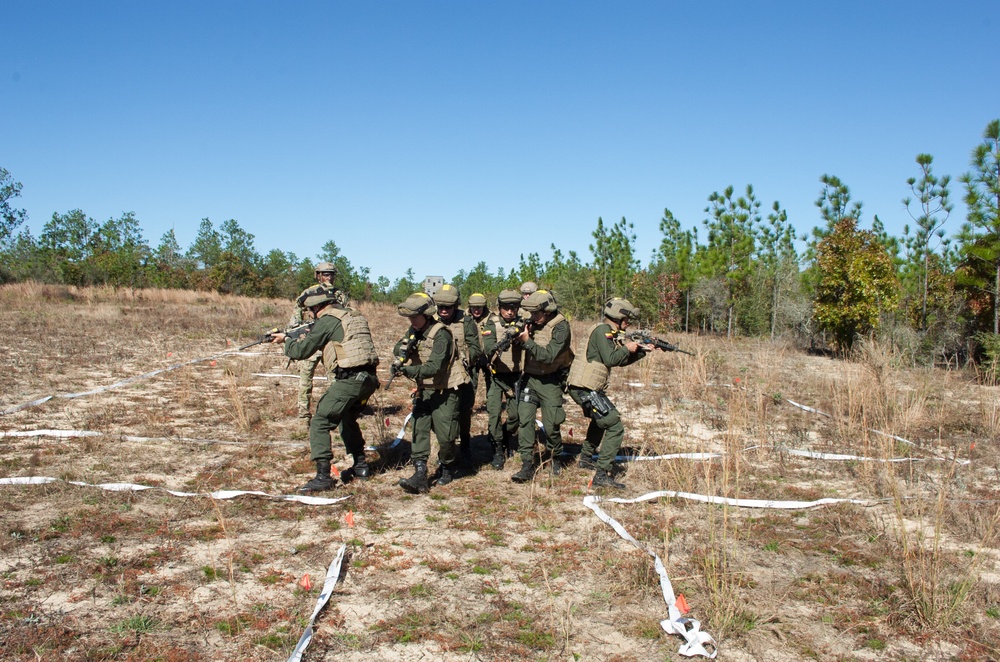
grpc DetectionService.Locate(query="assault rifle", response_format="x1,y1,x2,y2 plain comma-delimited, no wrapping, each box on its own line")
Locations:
238,320,315,351
627,330,695,356
480,319,527,368
385,332,417,390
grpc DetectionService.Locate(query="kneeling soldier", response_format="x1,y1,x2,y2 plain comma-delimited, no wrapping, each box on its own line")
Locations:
567,297,649,489
273,291,380,492
392,293,462,494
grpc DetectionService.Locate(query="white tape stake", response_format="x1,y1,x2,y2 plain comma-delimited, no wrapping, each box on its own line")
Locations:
0,476,353,506
288,544,348,662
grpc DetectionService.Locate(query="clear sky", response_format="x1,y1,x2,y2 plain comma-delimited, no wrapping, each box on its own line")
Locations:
3,1,997,284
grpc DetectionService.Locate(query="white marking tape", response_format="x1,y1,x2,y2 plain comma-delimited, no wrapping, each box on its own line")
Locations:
584,493,717,658
253,373,328,381
382,412,413,450
0,349,256,416
584,489,874,658
785,399,971,465
0,476,352,506
779,447,923,462
0,429,302,448
288,544,348,662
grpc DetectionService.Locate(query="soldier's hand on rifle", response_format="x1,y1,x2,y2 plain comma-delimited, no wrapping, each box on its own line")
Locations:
517,325,531,344
624,340,641,353
269,332,286,344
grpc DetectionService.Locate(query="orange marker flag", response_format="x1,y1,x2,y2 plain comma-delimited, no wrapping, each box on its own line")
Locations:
209,360,217,367
298,573,312,590
568,427,573,438
345,511,355,527
675,594,690,614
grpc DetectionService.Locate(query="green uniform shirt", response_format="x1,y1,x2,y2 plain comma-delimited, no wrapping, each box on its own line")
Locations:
522,317,571,364
395,324,453,381
284,313,344,361
586,323,644,369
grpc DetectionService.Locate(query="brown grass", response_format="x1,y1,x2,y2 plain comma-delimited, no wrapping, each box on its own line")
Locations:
1,283,1000,660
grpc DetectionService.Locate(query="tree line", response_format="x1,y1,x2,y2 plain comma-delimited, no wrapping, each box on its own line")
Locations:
2,119,998,366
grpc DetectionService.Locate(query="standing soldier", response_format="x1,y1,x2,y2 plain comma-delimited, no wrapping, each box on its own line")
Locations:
511,289,573,483
479,289,523,470
518,281,538,321
291,262,348,425
272,291,380,492
567,298,650,489
391,293,462,494
432,284,483,469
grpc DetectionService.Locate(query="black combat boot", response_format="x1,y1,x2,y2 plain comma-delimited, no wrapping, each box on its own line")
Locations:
298,459,335,493
351,454,370,480
436,462,460,486
511,460,535,483
399,460,429,494
578,455,597,471
490,443,506,470
591,469,625,490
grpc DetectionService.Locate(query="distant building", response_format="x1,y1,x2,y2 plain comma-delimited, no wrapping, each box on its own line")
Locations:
423,276,444,296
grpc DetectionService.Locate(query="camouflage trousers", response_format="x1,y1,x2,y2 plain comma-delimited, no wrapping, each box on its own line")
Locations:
297,351,324,418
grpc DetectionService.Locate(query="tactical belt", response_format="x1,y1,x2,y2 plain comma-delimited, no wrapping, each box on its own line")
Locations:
334,365,376,380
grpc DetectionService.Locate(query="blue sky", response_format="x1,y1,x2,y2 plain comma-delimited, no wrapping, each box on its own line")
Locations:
3,1,997,283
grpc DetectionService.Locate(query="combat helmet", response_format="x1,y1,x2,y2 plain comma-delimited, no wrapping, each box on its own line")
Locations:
433,283,460,307
519,281,538,296
468,293,488,307
603,297,638,322
521,289,557,313
398,292,436,317
497,289,521,306
303,292,337,309
315,261,337,277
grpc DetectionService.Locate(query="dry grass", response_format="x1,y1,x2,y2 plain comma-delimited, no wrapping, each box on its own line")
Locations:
2,283,1000,660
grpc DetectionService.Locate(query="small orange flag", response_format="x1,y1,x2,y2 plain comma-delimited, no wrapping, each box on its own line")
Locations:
675,594,690,614
209,360,217,367
587,477,593,489
385,417,390,427
330,465,341,479
568,428,574,438
298,573,312,590
345,511,355,527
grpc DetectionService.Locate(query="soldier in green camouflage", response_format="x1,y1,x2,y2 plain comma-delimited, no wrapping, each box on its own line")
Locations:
272,291,380,492
392,293,462,494
291,262,349,424
511,289,573,483
432,284,483,470
567,298,650,489
478,289,523,470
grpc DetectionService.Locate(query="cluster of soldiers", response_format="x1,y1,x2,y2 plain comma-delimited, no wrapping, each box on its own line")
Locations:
272,265,657,495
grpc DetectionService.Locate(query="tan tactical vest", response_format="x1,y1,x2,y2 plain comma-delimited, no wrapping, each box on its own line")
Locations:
412,322,460,390
523,313,573,376
318,307,379,372
488,314,522,373
568,323,616,390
